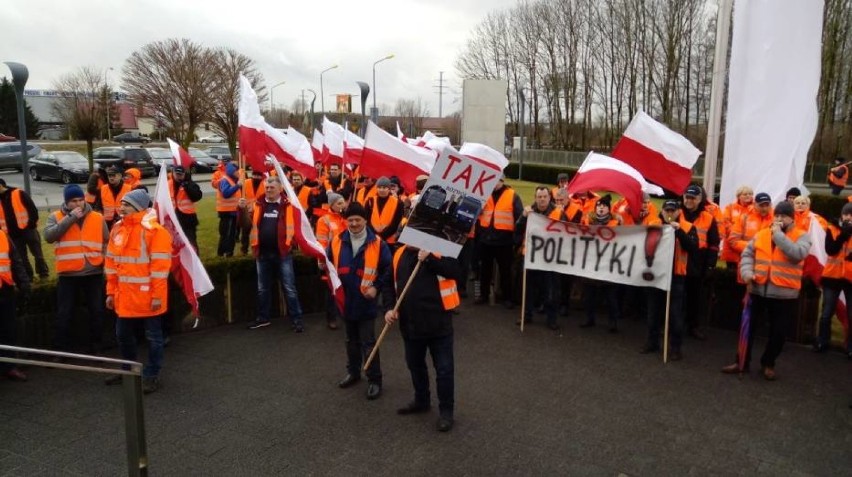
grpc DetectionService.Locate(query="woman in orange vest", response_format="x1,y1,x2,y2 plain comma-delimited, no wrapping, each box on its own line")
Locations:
0,227,31,382
722,201,811,379
814,202,852,357
43,184,109,354
384,244,460,432
366,177,404,247
326,202,392,401
720,186,755,269
792,195,828,232
103,189,172,394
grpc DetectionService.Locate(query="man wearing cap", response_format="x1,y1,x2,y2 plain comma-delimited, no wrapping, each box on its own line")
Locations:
99,166,131,230
366,176,404,247
216,162,243,257
326,202,391,400
104,189,172,394
828,157,848,196
44,185,109,355
246,176,305,332
814,202,852,357
475,175,523,308
722,201,810,379
0,178,48,281
642,200,698,360
168,166,202,251
680,184,720,341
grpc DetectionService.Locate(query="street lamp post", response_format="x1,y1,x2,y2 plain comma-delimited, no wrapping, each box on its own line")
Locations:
4,62,32,195
372,54,394,124
105,67,114,141
270,81,286,114
320,65,338,115
306,89,317,129
356,82,370,137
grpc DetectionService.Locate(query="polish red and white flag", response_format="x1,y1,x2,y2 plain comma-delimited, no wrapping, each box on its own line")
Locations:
567,152,665,221
166,138,195,169
321,117,345,164
343,126,364,165
396,121,411,144
153,166,214,320
311,129,324,162
611,111,702,194
238,75,316,179
361,121,437,193
459,143,509,172
802,219,850,345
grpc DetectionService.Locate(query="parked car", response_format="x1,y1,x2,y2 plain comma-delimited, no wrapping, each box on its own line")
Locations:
205,145,232,161
199,134,224,143
0,142,42,171
113,132,151,144
29,151,95,184
147,147,174,173
92,146,157,177
0,133,16,142
188,148,219,172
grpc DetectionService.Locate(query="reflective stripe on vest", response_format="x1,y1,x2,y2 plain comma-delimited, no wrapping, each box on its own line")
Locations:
52,210,105,273
168,179,197,214
392,245,460,310
332,234,381,295
479,188,516,231
0,231,13,286
752,227,805,290
822,227,852,281
216,176,241,212
688,211,714,249
371,196,399,243
674,219,694,276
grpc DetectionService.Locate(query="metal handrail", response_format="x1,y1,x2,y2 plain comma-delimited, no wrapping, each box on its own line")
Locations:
0,345,148,477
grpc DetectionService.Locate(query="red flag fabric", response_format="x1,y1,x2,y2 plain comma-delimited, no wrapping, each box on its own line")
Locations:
361,121,437,193
322,117,345,165
611,111,702,194
167,138,195,168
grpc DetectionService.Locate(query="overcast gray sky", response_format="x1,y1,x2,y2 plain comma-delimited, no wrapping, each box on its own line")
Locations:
2,0,518,116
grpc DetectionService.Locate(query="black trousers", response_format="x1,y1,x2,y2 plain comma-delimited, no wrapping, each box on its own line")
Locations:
0,290,16,373
740,294,795,369
478,243,513,302
55,274,105,352
11,229,49,280
684,276,705,332
404,334,454,418
217,212,238,257
344,319,381,383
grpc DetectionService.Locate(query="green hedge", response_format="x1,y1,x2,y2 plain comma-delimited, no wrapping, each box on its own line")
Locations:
505,163,577,184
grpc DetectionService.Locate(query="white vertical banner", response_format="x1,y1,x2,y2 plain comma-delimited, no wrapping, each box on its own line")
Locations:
719,0,824,206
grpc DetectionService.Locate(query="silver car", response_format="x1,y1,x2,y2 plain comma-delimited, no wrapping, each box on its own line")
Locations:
0,142,42,171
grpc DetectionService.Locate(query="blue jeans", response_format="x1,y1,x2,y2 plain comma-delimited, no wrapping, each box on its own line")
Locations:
256,254,303,325
817,281,852,351
115,316,163,379
404,334,454,418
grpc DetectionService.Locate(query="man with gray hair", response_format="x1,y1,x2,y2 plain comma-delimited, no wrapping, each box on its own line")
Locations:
246,176,305,332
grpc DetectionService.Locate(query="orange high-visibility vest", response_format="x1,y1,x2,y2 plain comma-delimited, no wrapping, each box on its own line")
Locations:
356,185,377,206
822,226,852,281
52,210,105,273
479,188,516,231
673,218,694,276
0,189,30,232
728,212,774,258
216,176,241,212
392,245,459,310
720,202,753,262
294,185,312,211
100,183,131,222
249,201,294,253
0,230,13,287
85,177,104,204
370,196,400,243
168,179,196,215
332,234,380,295
687,210,715,249
104,211,172,318
752,227,805,290
829,165,848,188
315,212,347,250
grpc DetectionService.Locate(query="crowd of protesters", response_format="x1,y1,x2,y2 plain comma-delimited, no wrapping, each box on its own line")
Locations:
2,155,852,427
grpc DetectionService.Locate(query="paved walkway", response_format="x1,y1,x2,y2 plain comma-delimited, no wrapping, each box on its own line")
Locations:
1,301,851,476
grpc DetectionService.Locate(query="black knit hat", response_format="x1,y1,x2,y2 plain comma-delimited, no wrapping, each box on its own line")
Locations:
596,194,612,208
345,202,368,219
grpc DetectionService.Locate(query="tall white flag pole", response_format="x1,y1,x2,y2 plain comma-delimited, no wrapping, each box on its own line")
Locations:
703,0,734,196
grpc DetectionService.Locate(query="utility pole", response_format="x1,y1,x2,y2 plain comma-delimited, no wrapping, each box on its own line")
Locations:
433,71,448,118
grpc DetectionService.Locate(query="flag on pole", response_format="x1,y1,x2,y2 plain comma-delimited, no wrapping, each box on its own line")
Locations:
396,121,410,143
361,121,437,193
166,138,195,169
311,129,324,162
322,117,345,164
267,156,345,313
567,152,665,221
153,166,214,317
459,143,510,171
343,126,364,165
610,111,702,194
238,74,317,179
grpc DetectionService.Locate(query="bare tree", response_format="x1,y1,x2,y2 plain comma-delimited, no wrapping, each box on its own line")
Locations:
52,66,110,169
394,98,430,136
209,48,265,158
123,38,219,149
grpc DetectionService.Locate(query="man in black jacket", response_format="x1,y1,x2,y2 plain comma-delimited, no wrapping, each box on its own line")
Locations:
0,228,32,381
385,245,461,432
170,166,203,251
474,177,523,308
0,178,48,281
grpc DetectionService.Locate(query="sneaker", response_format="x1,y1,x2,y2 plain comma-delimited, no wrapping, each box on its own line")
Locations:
142,377,160,394
247,320,271,330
